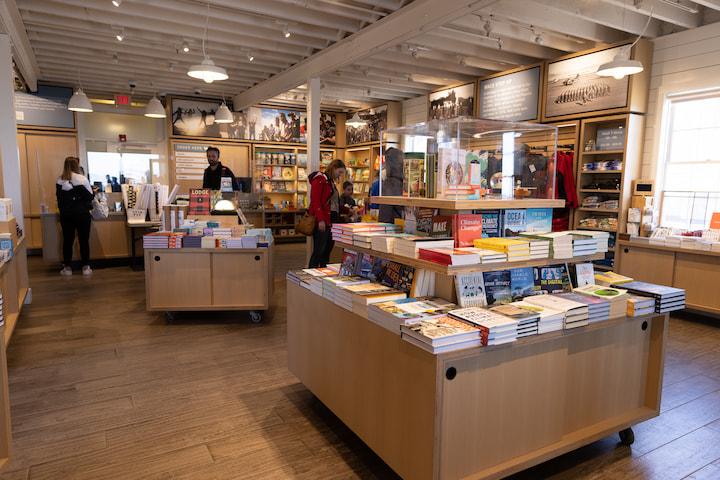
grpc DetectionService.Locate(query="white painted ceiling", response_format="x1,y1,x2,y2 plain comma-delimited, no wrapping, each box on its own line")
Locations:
6,0,720,110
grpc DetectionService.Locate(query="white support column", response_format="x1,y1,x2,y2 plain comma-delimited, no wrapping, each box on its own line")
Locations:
306,77,321,174
0,34,24,231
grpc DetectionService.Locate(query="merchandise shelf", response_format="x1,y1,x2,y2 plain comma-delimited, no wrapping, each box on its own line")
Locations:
370,196,565,210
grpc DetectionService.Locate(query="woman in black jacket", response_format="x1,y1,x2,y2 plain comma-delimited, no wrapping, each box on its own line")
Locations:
56,156,95,276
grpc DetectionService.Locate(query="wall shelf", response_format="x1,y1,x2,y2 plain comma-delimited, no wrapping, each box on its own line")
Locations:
579,189,621,194
370,196,566,210
577,208,619,213
580,150,625,155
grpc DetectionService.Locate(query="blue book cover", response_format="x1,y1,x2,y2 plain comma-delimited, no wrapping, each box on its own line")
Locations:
534,264,571,293
483,270,512,305
525,208,553,233
503,209,526,236
357,253,374,278
480,210,502,238
510,267,537,301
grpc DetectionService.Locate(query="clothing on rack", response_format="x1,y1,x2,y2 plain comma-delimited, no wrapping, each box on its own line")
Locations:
552,150,578,231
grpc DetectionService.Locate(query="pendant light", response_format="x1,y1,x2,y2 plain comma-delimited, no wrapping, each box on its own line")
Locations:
346,112,367,128
187,2,228,84
597,10,653,79
214,101,233,123
68,88,93,112
144,95,166,118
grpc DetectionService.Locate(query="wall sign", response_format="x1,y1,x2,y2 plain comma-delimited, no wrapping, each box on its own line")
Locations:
14,86,75,129
173,142,210,181
428,83,475,121
544,45,630,119
479,66,540,122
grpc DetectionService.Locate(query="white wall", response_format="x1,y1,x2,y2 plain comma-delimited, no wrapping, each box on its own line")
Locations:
402,95,427,125
642,22,720,180
0,34,23,230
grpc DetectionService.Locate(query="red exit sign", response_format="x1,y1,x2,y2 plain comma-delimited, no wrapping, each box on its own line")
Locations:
115,94,131,105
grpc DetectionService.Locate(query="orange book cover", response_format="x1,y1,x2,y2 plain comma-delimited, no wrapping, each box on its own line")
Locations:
453,214,483,248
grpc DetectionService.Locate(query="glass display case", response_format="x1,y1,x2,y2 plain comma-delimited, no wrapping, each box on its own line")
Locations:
380,118,558,201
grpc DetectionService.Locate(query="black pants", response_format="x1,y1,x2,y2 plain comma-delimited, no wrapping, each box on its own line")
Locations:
60,213,91,266
308,212,339,268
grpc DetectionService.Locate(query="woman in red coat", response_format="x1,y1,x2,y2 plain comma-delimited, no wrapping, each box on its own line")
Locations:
308,159,346,268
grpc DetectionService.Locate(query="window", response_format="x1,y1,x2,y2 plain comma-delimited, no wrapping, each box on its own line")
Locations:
87,149,159,187
659,92,720,230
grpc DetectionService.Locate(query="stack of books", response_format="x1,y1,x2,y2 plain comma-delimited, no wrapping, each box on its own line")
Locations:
524,295,589,329
573,284,628,318
394,236,455,258
569,230,610,253
614,281,686,313
594,271,633,287
511,300,564,334
143,232,175,249
448,307,518,346
400,316,481,354
473,238,530,262
321,276,369,302
331,223,392,243
352,232,388,249
371,233,413,253
418,248,480,266
627,295,656,317
367,297,456,333
558,292,610,323
470,248,507,264
335,283,406,315
297,268,338,294
520,232,573,259
571,234,598,256
488,304,540,338
182,235,202,248
522,237,550,259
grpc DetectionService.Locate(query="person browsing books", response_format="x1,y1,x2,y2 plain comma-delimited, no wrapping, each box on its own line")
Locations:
378,147,404,224
202,146,242,191
308,159,346,268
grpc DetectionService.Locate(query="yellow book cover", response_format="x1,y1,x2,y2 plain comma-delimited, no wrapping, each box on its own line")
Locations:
473,238,530,253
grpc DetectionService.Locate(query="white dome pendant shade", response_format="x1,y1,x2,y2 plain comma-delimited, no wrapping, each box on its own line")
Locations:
596,55,644,80
187,56,228,84
214,102,233,123
68,88,93,112
144,96,166,118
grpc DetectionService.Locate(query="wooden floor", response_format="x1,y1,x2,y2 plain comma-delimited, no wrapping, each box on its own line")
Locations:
0,244,719,479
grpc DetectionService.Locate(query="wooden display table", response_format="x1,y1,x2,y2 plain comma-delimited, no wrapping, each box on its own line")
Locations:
144,246,273,322
287,283,667,480
616,239,720,316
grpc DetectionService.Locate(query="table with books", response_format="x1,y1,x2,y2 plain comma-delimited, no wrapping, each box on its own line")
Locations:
287,204,680,480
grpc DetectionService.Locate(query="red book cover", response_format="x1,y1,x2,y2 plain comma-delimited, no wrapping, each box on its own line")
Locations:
418,249,451,265
453,214,483,247
188,188,211,216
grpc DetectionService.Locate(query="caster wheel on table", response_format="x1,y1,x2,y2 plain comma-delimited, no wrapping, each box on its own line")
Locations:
249,311,263,324
165,311,176,323
619,427,635,446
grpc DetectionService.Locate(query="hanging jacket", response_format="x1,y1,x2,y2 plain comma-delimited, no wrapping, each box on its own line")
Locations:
56,172,94,217
308,171,335,225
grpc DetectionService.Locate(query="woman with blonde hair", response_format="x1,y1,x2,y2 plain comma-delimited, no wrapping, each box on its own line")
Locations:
307,159,346,268
56,156,95,276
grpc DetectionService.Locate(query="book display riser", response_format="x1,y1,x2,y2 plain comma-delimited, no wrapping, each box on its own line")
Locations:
287,283,667,480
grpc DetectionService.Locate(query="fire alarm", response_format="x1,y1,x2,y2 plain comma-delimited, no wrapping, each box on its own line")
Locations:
119,134,127,142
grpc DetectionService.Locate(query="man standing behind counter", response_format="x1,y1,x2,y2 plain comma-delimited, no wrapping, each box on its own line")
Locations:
202,146,241,191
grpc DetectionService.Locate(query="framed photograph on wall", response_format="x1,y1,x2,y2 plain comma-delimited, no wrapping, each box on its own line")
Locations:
543,45,630,120
428,82,475,120
346,105,387,145
171,97,226,137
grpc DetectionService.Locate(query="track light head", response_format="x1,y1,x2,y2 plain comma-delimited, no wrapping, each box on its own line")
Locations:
112,0,122,6
115,28,124,42
282,25,291,38
182,41,190,53
247,52,254,62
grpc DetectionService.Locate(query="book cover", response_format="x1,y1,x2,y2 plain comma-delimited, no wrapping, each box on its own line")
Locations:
503,209,527,236
615,281,684,298
188,188,211,216
357,253,374,278
483,270,512,305
415,208,438,236
380,261,415,293
480,210,502,238
455,272,487,308
510,267,537,301
368,256,390,282
340,250,359,276
454,214,483,247
534,264,571,293
570,263,595,288
431,215,453,238
524,208,553,233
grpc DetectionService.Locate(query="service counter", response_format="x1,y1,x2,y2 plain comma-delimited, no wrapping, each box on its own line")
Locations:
616,239,720,316
287,283,667,480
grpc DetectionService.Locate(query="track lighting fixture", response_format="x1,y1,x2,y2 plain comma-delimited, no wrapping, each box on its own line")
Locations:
115,28,124,42
247,52,254,62
282,25,291,38
112,0,122,6
182,41,190,53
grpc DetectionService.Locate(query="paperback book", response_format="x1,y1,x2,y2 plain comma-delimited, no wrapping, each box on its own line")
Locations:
534,264,571,293
510,267,537,301
483,270,512,305
455,272,487,307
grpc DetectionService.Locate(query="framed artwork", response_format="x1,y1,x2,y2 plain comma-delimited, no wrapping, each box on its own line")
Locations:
346,105,387,145
544,45,630,119
479,65,541,122
428,82,475,120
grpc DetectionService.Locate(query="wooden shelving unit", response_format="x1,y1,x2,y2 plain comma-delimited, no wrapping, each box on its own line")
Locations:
344,143,381,205
370,196,565,210
335,241,604,276
575,114,644,270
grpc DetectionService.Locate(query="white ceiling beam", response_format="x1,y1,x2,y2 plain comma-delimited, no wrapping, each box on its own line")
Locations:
0,0,39,90
326,71,433,94
355,57,478,82
233,0,499,110
301,0,386,22
372,49,492,76
322,81,416,99
347,0,403,11
477,0,630,43
450,14,596,52
693,0,720,11
532,0,662,37
434,25,565,58
601,0,701,29
409,33,537,66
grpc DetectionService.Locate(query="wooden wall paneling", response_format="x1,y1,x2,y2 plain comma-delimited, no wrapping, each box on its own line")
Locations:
673,253,720,314
169,139,250,194
616,244,675,285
